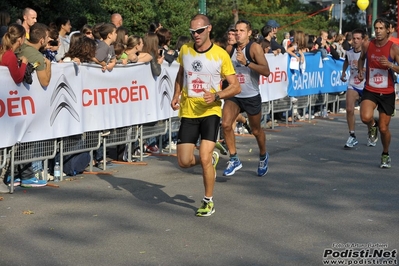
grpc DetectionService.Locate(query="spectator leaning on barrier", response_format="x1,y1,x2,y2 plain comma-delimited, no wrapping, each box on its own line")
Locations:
142,32,164,77
21,7,37,40
42,27,61,62
340,28,366,149
16,22,51,87
265,19,285,54
171,14,241,216
0,23,28,84
94,23,117,72
63,35,96,63
358,18,399,169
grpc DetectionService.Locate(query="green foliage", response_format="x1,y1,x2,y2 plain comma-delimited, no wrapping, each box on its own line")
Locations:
1,0,396,47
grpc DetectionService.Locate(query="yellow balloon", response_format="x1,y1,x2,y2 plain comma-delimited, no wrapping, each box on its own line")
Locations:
357,0,369,11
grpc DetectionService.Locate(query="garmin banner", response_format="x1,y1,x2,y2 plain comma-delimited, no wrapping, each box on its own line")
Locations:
287,52,348,97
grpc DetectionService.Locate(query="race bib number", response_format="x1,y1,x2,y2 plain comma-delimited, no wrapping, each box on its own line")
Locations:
187,72,211,98
368,68,388,88
236,73,250,84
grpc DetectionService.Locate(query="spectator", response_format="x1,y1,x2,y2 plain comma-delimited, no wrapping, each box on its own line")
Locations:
342,32,352,51
123,35,144,63
332,34,346,58
141,32,163,77
16,22,51,87
55,16,72,60
116,26,129,45
282,31,290,51
0,10,11,42
21,7,37,39
93,23,117,72
0,23,28,83
63,35,96,63
81,24,94,39
148,22,162,34
173,35,190,56
114,42,128,64
42,27,61,62
264,19,285,53
156,27,176,64
111,13,123,28
261,25,281,55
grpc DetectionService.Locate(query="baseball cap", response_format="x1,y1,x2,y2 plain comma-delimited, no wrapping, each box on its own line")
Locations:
227,24,236,32
266,19,280,28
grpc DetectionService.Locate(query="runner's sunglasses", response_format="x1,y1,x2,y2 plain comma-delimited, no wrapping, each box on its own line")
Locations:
189,25,209,35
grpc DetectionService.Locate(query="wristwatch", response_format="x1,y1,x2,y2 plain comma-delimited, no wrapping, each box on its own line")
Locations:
214,93,220,102
245,59,251,67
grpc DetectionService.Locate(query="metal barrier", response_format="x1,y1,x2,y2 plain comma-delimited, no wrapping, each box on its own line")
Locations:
326,93,339,114
271,96,292,128
293,96,310,120
59,132,102,174
309,93,326,117
103,126,139,164
9,139,57,193
0,148,7,169
162,117,180,154
336,92,347,113
136,120,169,161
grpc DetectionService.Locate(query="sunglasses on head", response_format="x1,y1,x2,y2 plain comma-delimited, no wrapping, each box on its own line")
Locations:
189,25,209,35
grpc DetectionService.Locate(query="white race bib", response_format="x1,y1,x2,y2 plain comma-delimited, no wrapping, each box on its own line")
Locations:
187,71,211,98
368,68,388,88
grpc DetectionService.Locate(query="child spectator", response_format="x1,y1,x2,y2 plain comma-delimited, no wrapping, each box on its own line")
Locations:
64,35,96,63
114,42,128,64
0,23,27,83
93,23,117,71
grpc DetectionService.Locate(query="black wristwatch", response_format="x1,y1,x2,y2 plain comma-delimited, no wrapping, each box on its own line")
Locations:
245,59,251,67
214,93,220,102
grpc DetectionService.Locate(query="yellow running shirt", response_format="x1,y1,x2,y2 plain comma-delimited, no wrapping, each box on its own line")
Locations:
177,43,236,118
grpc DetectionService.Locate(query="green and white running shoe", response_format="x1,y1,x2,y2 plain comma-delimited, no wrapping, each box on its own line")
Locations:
196,201,215,217
380,154,391,168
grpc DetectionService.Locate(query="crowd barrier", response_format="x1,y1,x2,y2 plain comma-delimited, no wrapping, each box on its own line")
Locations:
1,52,350,193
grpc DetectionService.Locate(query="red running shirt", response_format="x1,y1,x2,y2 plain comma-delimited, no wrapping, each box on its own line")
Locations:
365,40,395,94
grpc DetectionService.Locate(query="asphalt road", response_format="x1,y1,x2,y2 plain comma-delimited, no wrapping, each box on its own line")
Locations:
1,111,398,266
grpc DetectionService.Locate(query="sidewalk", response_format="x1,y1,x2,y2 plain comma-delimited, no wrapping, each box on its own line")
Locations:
1,112,398,266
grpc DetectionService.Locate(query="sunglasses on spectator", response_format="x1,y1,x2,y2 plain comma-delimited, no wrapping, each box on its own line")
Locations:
85,31,92,35
189,25,209,35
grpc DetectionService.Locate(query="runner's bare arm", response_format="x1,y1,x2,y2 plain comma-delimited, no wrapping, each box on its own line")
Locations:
249,43,270,77
171,65,184,110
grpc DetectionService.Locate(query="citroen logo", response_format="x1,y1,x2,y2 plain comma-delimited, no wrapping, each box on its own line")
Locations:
49,74,80,126
158,69,173,110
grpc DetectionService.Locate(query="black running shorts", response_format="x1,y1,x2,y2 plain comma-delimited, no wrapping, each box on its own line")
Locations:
362,89,395,116
177,115,220,144
225,94,262,116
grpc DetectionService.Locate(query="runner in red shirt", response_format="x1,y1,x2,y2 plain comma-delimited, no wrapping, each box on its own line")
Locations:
358,18,399,168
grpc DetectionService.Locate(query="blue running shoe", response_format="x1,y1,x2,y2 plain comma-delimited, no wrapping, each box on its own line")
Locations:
223,158,242,176
257,153,269,176
6,176,21,186
21,177,47,188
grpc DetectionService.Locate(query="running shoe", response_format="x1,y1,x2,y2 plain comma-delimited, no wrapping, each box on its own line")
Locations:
212,151,219,179
215,141,228,155
344,136,358,148
257,152,269,176
380,154,391,168
6,176,21,186
367,125,378,147
243,119,252,134
196,200,215,217
21,177,47,188
223,158,242,176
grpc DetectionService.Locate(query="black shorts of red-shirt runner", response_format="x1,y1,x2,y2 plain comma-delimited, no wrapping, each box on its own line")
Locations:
225,94,262,116
361,89,395,116
177,115,220,144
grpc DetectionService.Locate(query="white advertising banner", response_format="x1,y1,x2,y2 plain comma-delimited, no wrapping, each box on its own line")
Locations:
0,54,306,149
259,53,289,101
0,62,179,148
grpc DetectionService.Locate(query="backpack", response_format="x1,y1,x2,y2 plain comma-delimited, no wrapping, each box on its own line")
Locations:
222,41,255,90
